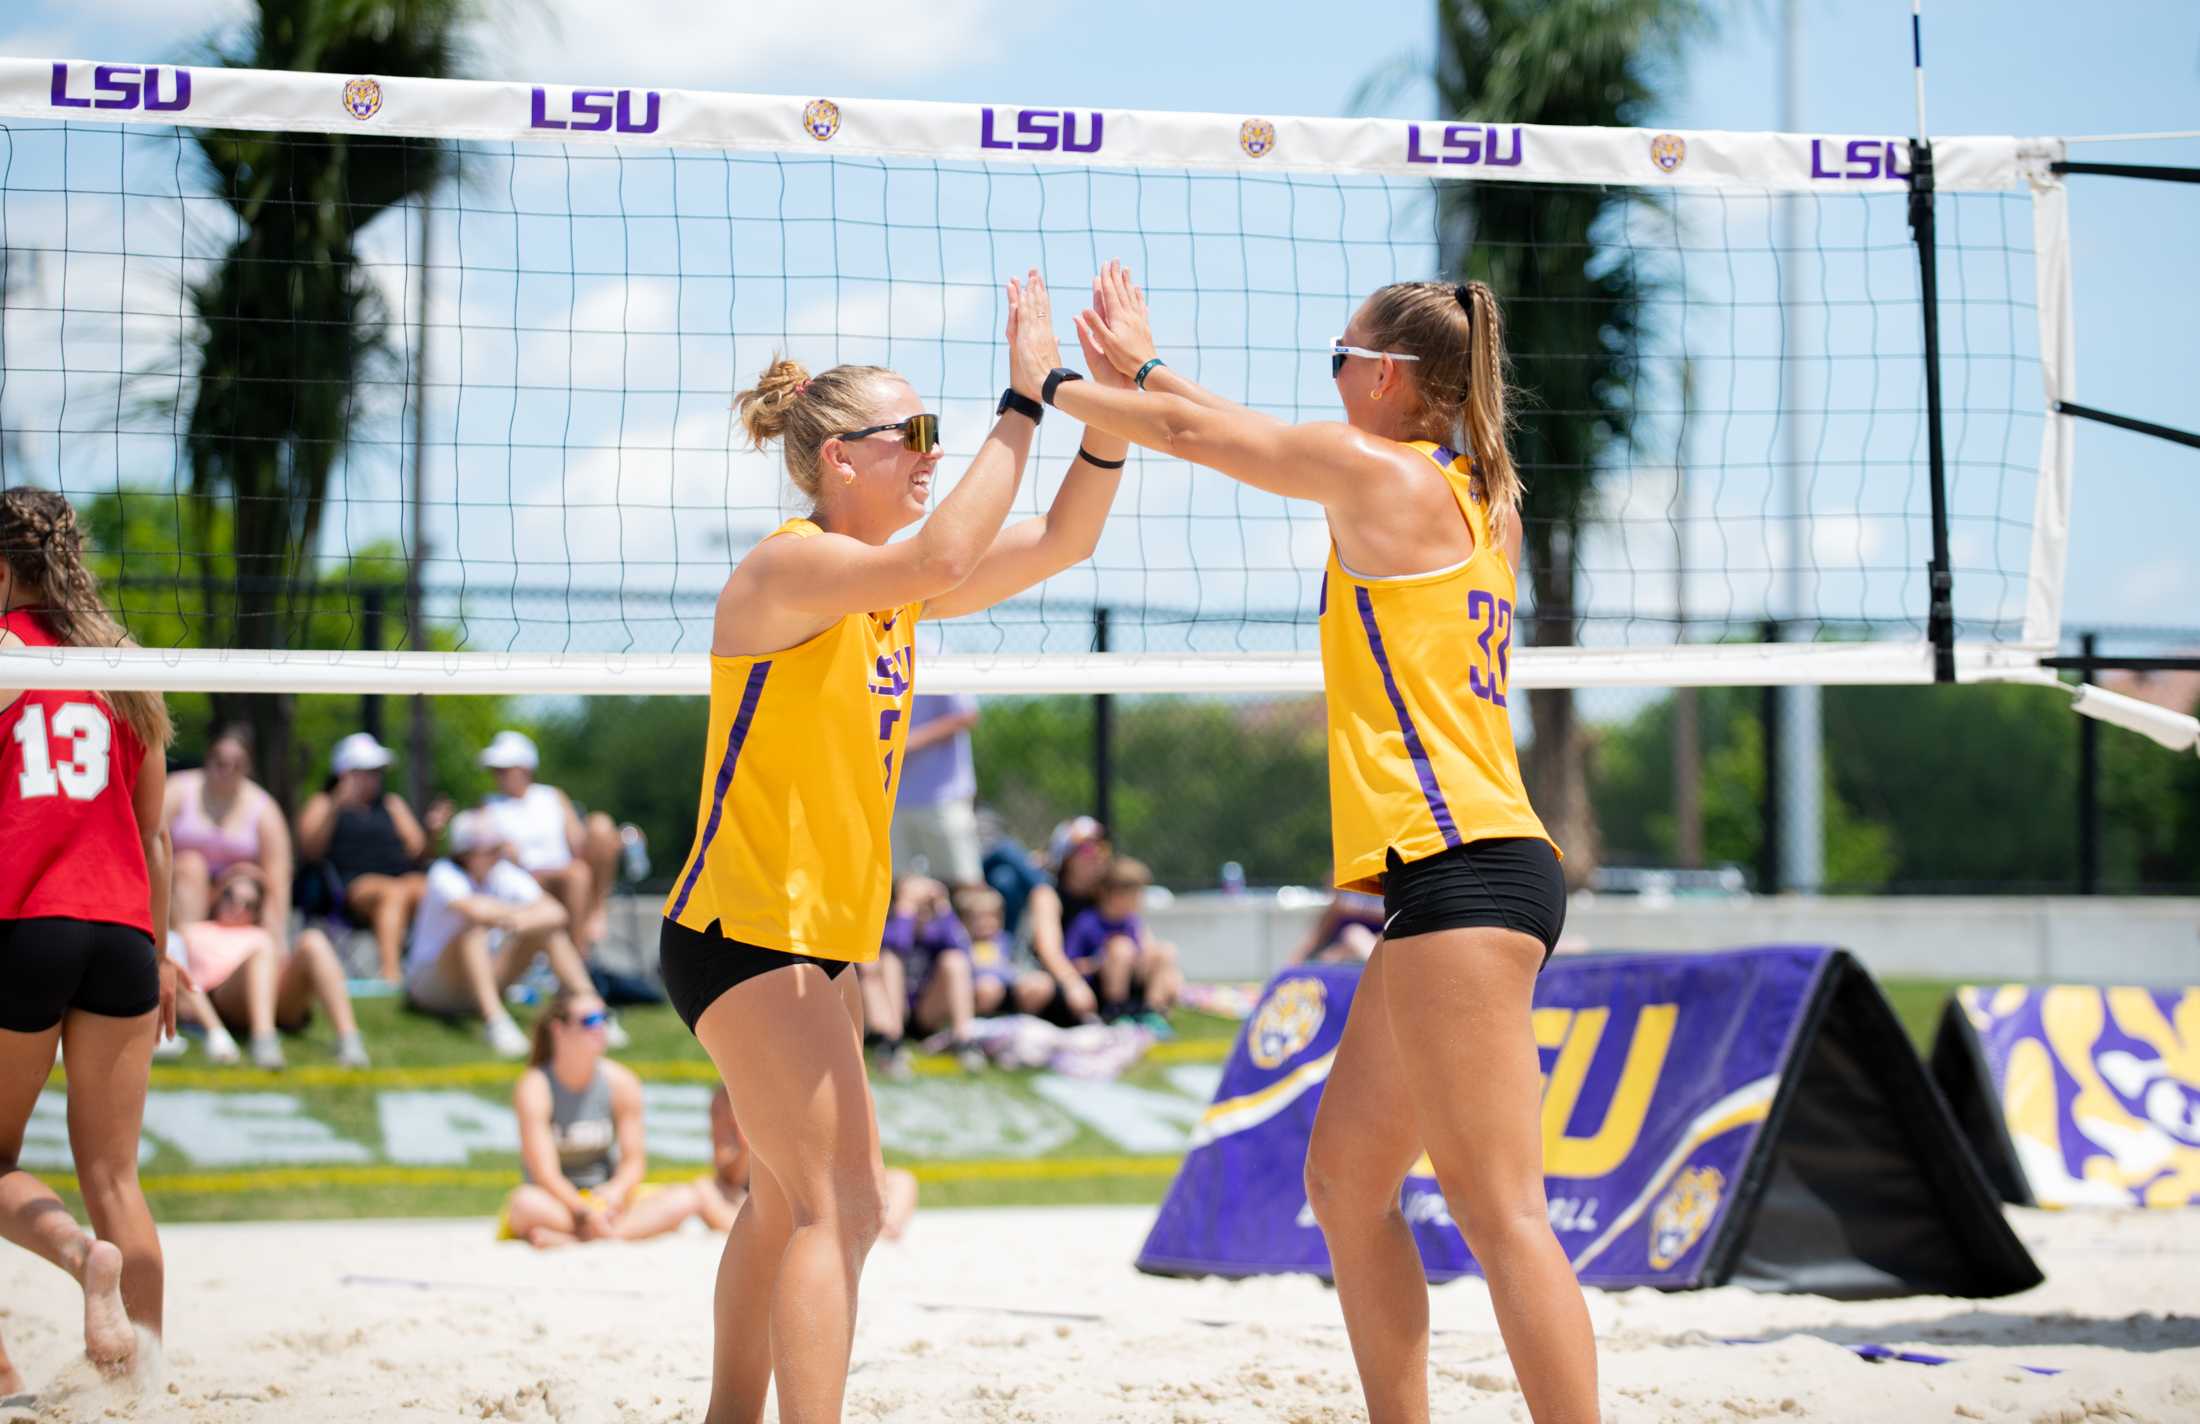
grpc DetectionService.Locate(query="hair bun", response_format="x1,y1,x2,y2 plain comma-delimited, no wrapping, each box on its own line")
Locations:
734,355,812,450
1453,283,1474,313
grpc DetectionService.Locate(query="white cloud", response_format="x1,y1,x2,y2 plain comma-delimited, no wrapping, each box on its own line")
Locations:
477,0,1021,92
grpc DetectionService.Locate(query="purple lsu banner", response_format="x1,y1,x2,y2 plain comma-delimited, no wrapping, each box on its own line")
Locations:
1951,984,2200,1208
1139,945,1834,1289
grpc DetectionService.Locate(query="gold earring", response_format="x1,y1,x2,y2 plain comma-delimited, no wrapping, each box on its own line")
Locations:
1371,389,1383,403
843,468,856,485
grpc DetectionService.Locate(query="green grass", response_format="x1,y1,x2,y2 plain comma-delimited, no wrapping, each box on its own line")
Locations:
40,980,1967,1225
1878,978,1962,1055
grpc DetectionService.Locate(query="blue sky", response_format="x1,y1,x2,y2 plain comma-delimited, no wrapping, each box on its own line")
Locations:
3,0,2194,648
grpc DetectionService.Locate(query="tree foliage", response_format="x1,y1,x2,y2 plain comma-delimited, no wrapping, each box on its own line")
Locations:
180,0,471,806
1594,682,2200,893
84,488,506,810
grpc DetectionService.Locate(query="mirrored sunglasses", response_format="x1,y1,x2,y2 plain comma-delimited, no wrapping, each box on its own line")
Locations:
838,413,940,453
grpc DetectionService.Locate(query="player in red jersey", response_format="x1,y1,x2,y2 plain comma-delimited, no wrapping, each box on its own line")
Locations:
0,487,182,1390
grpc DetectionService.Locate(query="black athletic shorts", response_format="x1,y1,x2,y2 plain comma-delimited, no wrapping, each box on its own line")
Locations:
1381,837,1567,964
658,917,851,1034
0,917,161,1033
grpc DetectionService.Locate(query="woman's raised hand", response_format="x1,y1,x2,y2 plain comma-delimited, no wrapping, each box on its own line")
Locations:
1005,268,1062,399
1075,259,1156,381
1078,273,1132,389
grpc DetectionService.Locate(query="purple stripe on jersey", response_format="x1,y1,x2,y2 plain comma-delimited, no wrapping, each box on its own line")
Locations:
1429,444,1458,469
668,660,773,920
1353,586,1462,850
1317,568,1328,616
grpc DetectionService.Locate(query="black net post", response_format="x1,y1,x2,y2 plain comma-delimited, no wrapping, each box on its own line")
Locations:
1092,605,1114,832
2077,631,2101,895
1908,139,1957,683
1759,619,1785,893
361,584,385,744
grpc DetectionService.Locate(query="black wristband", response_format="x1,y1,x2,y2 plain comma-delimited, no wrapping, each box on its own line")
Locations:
1042,367,1085,406
1075,446,1127,470
1133,357,1165,390
996,387,1043,425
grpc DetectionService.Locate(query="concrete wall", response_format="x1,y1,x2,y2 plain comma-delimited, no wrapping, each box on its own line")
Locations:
1147,893,2200,986
577,893,2198,990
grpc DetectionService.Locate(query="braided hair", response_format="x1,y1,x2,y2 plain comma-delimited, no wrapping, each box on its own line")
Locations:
0,487,172,749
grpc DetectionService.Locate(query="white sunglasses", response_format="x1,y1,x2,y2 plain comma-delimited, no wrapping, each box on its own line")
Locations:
1330,342,1422,378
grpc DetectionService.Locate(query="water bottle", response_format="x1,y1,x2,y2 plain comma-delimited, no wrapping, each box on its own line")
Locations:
1220,860,1246,896
620,824,651,884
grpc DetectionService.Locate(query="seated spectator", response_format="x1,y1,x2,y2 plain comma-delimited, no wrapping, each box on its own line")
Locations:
164,724,292,937
891,694,982,886
178,866,368,1070
980,831,1047,941
499,989,714,1248
296,732,449,982
953,886,1064,1020
694,1085,916,1241
1062,858,1183,1023
403,810,600,1058
1285,886,1387,965
477,730,624,961
889,878,990,1070
1007,816,1117,1025
857,878,933,1077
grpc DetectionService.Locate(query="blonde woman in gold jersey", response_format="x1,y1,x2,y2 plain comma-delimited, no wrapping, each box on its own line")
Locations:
1057,262,1596,1424
661,271,1132,1423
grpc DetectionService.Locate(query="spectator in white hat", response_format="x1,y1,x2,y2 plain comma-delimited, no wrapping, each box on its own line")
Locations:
477,729,624,959
295,732,450,982
402,808,598,1058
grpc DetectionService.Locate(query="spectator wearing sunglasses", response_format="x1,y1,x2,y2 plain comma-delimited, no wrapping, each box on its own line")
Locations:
175,864,368,1069
500,988,716,1247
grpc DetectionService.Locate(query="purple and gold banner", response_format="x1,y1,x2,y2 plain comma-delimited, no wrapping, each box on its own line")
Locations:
1951,985,2200,1208
1139,946,1836,1289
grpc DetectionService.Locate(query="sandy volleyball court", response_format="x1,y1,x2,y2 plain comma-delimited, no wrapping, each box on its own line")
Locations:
2,1205,2195,1422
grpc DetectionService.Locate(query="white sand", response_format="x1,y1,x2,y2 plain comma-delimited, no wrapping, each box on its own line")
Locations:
2,1205,2196,1422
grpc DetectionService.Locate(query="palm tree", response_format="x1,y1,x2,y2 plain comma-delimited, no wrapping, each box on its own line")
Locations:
1378,0,1706,882
184,0,467,806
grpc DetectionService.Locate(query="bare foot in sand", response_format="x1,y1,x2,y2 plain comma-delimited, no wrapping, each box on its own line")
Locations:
80,1239,135,1374
0,1361,25,1399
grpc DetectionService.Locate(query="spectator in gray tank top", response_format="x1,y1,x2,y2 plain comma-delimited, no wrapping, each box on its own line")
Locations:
499,988,716,1248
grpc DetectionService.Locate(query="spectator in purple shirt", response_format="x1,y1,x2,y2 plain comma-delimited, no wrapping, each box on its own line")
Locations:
891,693,982,886
1060,857,1182,1024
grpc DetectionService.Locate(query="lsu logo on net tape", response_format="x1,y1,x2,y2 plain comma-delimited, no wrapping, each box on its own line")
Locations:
1239,119,1277,159
342,77,383,122
1649,133,1687,173
804,99,841,142
1247,977,1327,1070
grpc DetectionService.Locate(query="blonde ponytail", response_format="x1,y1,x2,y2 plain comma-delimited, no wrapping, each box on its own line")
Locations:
1358,278,1523,542
1458,281,1520,542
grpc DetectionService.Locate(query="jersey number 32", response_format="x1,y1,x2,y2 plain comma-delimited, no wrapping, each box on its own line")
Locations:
13,702,112,801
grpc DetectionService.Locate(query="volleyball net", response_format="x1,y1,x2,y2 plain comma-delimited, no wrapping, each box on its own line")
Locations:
0,59,2081,699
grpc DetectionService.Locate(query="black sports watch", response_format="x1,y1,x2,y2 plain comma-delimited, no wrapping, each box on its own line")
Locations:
996,387,1044,425
1041,367,1085,406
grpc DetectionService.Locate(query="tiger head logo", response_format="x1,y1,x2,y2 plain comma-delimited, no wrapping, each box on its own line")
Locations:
1648,1165,1724,1270
341,77,383,122
1247,977,1327,1069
